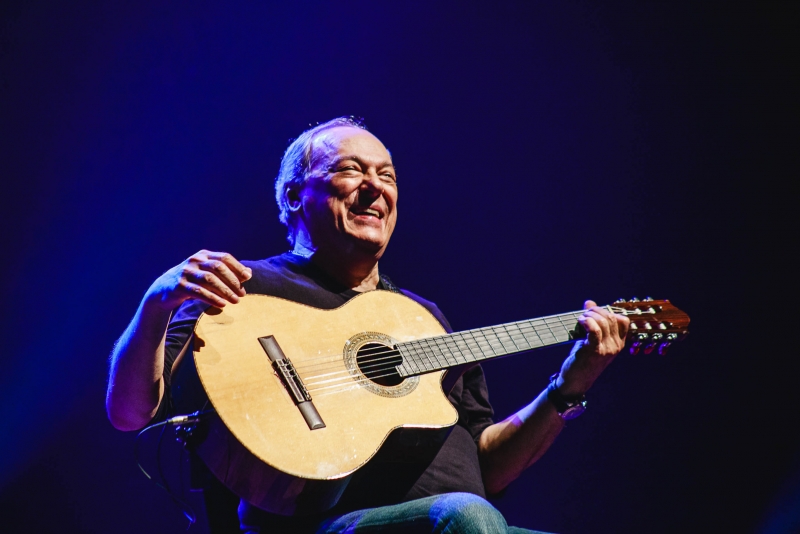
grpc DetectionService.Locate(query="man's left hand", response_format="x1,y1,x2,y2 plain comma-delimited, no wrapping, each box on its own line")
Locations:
556,300,630,397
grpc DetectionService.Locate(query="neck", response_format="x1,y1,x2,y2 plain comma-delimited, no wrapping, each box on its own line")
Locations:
292,238,382,293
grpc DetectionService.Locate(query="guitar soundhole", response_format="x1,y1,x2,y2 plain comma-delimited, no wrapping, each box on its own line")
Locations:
356,343,403,387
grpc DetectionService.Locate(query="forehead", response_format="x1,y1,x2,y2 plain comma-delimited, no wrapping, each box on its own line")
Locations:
309,127,392,166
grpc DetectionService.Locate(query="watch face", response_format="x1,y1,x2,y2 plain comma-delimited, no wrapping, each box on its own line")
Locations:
561,401,587,420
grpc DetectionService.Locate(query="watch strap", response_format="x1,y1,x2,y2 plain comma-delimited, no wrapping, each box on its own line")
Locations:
547,374,587,420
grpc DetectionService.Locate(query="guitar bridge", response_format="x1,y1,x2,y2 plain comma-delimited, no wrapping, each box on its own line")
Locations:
258,336,326,430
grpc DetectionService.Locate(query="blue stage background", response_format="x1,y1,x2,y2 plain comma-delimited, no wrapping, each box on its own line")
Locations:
0,2,794,532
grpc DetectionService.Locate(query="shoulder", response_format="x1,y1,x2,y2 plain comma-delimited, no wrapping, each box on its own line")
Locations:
240,254,300,295
241,254,291,279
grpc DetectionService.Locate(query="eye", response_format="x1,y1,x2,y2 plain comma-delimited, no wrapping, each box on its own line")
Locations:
333,165,361,175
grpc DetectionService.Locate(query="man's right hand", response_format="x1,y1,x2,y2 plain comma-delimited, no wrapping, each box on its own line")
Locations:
144,250,253,311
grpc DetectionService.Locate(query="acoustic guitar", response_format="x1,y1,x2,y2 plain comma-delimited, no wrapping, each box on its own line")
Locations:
179,291,689,515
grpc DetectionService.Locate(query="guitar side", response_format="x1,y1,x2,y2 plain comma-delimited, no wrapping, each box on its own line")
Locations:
191,291,459,514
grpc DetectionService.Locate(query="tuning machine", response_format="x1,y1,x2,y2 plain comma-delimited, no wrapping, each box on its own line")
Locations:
630,332,649,355
656,333,680,356
643,333,664,354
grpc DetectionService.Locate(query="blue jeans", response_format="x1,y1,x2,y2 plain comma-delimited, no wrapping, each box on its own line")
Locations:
311,492,547,534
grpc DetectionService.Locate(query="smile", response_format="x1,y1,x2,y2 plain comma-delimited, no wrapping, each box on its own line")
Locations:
351,208,383,219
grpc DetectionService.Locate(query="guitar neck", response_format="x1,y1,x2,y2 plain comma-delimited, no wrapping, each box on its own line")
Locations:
395,310,585,377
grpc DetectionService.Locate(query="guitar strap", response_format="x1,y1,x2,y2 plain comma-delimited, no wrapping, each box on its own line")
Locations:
378,272,402,294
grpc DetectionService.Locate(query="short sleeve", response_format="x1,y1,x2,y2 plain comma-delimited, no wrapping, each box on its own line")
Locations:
150,299,209,424
451,365,495,444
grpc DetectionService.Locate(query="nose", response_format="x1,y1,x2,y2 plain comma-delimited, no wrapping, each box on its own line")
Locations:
360,170,385,196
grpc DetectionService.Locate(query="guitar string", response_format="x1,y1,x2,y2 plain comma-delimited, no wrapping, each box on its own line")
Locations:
295,304,642,377
302,313,582,392
299,306,642,393
301,312,583,388
295,309,594,376
306,308,641,396
301,315,573,387
309,314,580,396
305,317,576,396
300,311,585,386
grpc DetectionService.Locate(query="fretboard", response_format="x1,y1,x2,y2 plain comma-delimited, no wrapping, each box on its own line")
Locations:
395,310,584,377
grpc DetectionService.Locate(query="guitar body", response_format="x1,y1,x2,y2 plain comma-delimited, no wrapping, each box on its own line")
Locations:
190,291,459,515
176,291,690,516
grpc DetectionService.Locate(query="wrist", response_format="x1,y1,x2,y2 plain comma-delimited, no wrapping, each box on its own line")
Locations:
555,375,588,398
547,373,587,420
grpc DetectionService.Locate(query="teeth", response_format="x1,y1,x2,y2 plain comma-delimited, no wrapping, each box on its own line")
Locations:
358,209,380,217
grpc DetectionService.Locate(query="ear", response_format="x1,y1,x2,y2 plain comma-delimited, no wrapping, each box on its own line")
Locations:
286,186,302,212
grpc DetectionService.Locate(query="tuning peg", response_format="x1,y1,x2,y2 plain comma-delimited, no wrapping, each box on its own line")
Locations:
630,297,640,302
630,333,649,355
658,342,671,355
644,296,654,301
614,298,627,304
645,334,664,355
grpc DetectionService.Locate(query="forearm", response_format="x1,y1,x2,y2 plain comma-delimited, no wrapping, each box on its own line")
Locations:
106,299,173,431
479,302,629,493
478,387,565,494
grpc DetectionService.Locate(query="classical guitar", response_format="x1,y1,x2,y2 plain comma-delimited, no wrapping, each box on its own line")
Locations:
181,291,689,515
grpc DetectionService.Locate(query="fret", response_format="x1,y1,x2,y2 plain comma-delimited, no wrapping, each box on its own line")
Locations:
445,336,467,365
423,337,446,369
463,330,490,363
452,334,475,363
399,342,421,375
418,339,437,372
436,336,457,367
503,323,530,351
439,336,461,367
395,310,584,375
414,339,431,371
500,324,524,352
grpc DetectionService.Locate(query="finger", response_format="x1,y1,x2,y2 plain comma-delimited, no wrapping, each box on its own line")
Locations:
585,309,612,342
615,314,630,340
199,259,247,297
578,316,602,347
178,279,229,308
187,268,242,304
584,300,597,310
208,252,252,284
596,306,620,339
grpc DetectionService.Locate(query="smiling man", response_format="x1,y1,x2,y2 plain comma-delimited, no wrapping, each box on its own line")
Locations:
106,117,629,533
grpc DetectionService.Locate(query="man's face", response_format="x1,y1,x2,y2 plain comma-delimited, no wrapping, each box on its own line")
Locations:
294,126,398,256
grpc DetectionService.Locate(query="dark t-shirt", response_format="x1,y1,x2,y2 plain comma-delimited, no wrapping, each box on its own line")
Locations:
157,253,495,530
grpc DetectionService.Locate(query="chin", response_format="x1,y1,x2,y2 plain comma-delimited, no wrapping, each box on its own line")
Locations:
348,235,388,255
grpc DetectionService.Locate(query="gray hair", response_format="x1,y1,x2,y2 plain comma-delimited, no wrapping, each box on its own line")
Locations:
275,116,368,245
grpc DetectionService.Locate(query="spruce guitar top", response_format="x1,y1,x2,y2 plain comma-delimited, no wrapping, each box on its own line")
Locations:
182,291,689,515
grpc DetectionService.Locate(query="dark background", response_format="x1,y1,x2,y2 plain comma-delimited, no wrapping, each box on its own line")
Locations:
0,1,796,533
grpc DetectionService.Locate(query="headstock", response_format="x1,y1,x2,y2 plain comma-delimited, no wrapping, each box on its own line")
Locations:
609,298,690,355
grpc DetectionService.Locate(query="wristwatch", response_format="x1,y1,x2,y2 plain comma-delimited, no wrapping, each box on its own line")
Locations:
546,374,587,420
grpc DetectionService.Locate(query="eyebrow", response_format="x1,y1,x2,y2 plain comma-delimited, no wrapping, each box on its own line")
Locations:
329,155,395,171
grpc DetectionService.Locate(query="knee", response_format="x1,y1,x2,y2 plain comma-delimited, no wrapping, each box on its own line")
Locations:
430,492,508,534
